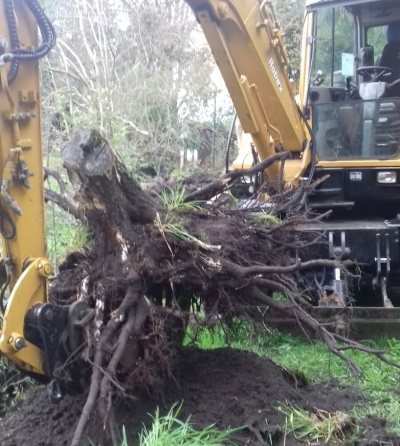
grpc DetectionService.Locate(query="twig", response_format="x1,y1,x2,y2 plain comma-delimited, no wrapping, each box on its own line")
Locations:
183,152,289,202
44,166,84,222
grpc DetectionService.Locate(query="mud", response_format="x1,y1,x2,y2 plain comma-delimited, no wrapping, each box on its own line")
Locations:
0,347,397,446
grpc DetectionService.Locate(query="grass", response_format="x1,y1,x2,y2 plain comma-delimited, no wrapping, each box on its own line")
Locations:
252,211,281,226
136,404,239,446
154,184,205,243
157,184,203,213
45,204,89,268
185,322,400,436
44,168,90,268
279,405,355,444
0,355,30,415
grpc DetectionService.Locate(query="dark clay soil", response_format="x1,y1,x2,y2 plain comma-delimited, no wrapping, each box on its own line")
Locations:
0,347,398,446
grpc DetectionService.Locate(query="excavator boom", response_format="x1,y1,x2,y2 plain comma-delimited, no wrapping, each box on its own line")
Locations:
185,0,310,184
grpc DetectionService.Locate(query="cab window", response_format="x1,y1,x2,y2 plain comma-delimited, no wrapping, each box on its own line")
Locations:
366,25,388,63
312,7,355,87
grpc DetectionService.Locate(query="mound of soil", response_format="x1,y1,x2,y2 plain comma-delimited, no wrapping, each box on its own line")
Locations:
0,347,397,446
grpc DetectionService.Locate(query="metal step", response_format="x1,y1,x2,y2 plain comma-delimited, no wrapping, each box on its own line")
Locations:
264,307,400,340
308,201,355,209
311,187,342,195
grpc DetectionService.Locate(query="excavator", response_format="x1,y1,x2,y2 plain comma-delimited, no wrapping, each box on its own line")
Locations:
0,0,400,395
185,0,400,337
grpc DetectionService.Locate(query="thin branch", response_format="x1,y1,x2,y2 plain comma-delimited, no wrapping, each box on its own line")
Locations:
249,286,363,376
44,167,84,222
183,152,290,203
221,258,352,278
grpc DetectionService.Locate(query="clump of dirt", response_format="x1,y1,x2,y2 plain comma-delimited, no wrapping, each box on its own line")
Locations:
0,346,394,446
356,416,400,446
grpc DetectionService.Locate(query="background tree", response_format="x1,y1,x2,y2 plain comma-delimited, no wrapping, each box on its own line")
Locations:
273,0,305,71
41,0,216,175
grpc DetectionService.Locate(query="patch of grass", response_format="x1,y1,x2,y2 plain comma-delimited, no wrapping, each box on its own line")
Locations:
120,426,128,446
154,213,190,245
44,171,89,267
90,404,240,446
45,205,89,268
154,185,203,242
279,405,355,444
158,185,202,213
184,318,249,349
137,404,239,446
154,213,218,253
252,211,281,226
261,334,400,435
187,322,400,435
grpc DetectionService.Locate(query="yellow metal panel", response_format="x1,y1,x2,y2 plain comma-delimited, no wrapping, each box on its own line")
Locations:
0,258,50,375
317,159,400,168
0,0,46,280
299,12,312,108
0,0,48,375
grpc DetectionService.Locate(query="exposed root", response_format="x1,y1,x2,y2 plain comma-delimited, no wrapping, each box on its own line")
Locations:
71,285,140,446
44,130,400,446
98,295,150,421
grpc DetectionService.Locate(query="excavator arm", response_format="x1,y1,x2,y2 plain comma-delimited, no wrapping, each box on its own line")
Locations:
0,0,55,377
185,0,310,185
0,2,91,396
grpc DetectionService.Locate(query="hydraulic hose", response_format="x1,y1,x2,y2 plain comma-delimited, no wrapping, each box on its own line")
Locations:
225,112,237,173
4,0,19,83
297,104,317,185
14,0,56,60
2,0,56,70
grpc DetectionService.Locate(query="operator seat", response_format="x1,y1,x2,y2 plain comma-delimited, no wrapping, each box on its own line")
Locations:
380,22,400,96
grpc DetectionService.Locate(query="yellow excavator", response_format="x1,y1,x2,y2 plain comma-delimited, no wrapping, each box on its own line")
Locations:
0,0,400,393
185,0,400,336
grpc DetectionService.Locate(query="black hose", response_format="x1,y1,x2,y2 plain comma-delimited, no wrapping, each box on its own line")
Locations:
4,0,56,64
0,274,10,314
225,112,237,173
0,207,16,240
4,0,20,83
297,104,317,185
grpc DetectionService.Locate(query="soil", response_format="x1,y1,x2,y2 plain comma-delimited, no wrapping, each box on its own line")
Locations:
0,347,398,446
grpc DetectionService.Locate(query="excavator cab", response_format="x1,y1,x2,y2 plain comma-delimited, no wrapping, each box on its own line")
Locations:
304,0,400,163
297,0,400,327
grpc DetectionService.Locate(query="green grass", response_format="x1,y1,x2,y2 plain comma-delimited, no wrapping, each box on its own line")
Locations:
185,322,400,436
90,403,240,446
157,185,203,213
252,211,281,226
136,404,239,446
44,167,89,268
0,356,30,415
279,405,355,444
45,205,89,268
154,184,205,243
